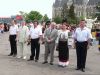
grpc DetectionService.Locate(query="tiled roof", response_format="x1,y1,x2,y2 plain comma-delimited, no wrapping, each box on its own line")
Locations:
53,0,100,7
75,0,83,5
88,0,100,5
53,0,68,7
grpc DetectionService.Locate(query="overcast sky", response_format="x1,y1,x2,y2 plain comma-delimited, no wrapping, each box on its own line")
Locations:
0,0,55,18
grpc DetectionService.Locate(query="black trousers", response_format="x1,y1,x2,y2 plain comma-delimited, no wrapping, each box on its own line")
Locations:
76,41,88,69
30,38,40,60
9,35,17,55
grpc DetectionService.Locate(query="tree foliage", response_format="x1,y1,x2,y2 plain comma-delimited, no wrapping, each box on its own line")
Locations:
53,16,62,24
68,4,76,19
27,11,43,21
42,14,49,22
19,11,43,23
61,3,69,19
68,4,78,24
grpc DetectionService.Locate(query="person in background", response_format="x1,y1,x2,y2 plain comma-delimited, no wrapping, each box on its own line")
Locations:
28,20,42,62
0,23,2,33
57,20,70,67
41,21,46,34
74,20,92,72
4,23,8,32
96,24,100,52
41,21,46,44
71,26,77,48
43,21,51,48
17,21,29,59
45,21,51,28
26,22,31,30
42,22,58,65
0,23,4,33
8,19,18,57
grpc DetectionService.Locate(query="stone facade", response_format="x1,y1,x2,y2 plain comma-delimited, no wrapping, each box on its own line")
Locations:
52,0,100,19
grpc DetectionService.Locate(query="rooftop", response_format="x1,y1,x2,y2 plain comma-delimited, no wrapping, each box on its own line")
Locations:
53,0,100,7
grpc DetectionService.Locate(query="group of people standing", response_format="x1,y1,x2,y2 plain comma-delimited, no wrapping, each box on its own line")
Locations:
8,19,92,72
0,22,9,34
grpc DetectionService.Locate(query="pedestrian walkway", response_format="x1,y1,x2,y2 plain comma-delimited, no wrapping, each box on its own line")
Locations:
0,32,100,75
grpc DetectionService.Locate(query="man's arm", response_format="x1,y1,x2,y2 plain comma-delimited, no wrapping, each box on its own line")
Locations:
50,30,58,42
44,29,49,42
15,26,19,41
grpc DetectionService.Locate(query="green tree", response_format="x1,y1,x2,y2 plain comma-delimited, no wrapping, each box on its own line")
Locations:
68,4,77,24
61,3,69,19
27,11,43,21
80,16,85,20
68,4,76,19
53,16,62,24
19,11,28,20
42,14,49,22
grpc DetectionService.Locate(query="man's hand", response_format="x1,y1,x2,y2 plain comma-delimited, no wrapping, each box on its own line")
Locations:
27,39,31,45
47,39,51,43
15,38,18,41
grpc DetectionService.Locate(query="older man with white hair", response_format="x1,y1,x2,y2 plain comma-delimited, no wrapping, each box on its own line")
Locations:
17,21,29,59
42,22,58,65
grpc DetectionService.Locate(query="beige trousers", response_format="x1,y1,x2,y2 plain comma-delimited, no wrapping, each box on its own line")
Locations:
18,42,28,58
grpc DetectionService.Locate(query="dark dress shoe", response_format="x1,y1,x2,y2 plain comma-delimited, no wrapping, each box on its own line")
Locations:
81,68,85,72
75,68,80,70
50,63,53,65
8,54,13,56
13,54,17,57
27,59,34,61
42,61,48,64
35,60,38,62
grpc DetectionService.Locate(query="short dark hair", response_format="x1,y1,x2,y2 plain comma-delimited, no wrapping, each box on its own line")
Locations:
80,19,85,22
33,20,39,25
62,18,69,26
13,19,17,23
62,18,67,23
46,20,51,26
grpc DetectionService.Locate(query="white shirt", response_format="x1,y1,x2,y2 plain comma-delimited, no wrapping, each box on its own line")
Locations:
9,25,19,35
29,26,42,39
59,30,69,40
56,30,69,43
74,27,91,42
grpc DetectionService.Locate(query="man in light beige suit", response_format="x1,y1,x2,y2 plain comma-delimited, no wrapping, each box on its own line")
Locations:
42,22,58,65
17,21,29,59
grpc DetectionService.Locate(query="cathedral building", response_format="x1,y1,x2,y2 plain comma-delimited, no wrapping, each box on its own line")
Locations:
52,0,100,19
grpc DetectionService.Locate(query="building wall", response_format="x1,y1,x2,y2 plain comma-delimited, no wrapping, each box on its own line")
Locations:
52,7,62,19
0,17,11,23
52,0,98,19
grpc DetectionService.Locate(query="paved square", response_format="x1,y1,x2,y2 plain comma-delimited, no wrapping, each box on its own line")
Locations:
0,32,100,75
